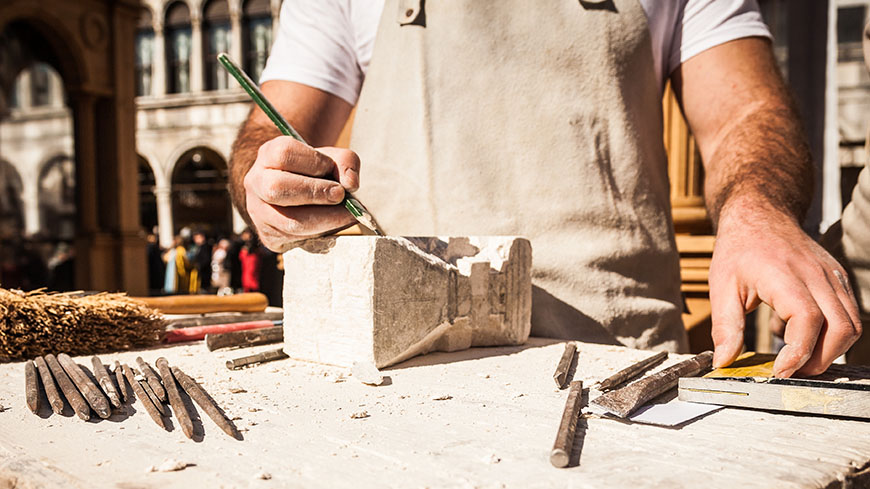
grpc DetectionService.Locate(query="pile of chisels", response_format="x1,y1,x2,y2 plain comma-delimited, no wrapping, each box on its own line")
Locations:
24,354,239,440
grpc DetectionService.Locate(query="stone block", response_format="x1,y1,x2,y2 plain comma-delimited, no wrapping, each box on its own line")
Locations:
282,236,532,368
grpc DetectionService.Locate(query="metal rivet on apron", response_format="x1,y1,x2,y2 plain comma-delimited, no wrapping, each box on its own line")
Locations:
397,0,424,26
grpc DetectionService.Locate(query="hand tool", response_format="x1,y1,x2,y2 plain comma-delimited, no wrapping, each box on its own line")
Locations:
133,292,268,315
553,343,577,389
594,351,668,392
133,366,168,416
113,360,128,403
155,358,194,439
164,319,280,344
551,380,584,468
122,363,166,429
44,354,90,420
34,356,64,414
679,376,870,419
166,311,283,329
57,353,112,419
91,356,121,408
217,52,384,236
171,365,239,438
679,352,870,419
0,288,163,361
136,357,167,402
225,348,288,370
591,351,713,418
206,325,283,351
25,360,41,415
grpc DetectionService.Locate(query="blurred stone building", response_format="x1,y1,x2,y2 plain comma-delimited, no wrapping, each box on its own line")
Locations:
837,0,870,204
0,0,868,333
0,0,279,258
135,0,280,248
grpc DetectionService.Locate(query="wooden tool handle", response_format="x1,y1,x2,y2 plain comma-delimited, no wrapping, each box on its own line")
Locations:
132,292,269,315
164,320,277,343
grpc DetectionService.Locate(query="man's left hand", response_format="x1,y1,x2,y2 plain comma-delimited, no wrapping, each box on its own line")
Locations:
709,200,862,377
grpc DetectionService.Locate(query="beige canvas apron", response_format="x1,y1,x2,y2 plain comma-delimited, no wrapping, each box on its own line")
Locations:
350,0,688,352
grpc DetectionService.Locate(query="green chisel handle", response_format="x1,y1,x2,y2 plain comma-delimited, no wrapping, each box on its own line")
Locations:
217,52,383,235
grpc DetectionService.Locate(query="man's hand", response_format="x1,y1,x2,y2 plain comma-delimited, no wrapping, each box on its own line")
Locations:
674,37,862,376
709,199,861,377
229,81,355,252
244,137,360,251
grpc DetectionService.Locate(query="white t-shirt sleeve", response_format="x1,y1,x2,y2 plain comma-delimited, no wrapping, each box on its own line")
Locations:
262,0,773,104
675,0,772,72
259,0,380,106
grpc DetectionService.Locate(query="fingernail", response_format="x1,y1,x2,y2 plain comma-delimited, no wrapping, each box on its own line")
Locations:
712,348,724,368
329,185,345,203
344,168,359,190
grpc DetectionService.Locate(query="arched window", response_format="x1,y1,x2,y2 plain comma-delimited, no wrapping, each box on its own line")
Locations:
203,0,231,91
138,156,158,234
242,0,272,82
165,1,192,94
171,148,232,236
30,62,52,107
135,9,155,96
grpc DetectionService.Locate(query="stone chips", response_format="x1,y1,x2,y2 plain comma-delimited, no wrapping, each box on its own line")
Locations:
0,287,163,361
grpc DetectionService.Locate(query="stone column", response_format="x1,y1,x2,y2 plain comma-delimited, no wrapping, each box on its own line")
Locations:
821,1,841,231
22,179,40,236
271,0,281,39
50,71,64,109
191,17,204,93
152,23,167,97
71,92,106,290
230,10,243,67
17,71,32,110
155,184,175,249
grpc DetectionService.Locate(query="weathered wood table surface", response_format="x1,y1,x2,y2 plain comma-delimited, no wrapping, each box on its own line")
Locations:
1,339,869,488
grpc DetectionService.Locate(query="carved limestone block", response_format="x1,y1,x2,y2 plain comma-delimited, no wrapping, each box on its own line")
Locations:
282,236,532,368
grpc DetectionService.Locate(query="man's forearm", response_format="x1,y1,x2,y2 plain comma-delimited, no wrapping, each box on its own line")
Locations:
703,99,814,228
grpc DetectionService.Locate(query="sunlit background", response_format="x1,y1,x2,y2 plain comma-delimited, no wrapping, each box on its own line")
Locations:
0,0,867,352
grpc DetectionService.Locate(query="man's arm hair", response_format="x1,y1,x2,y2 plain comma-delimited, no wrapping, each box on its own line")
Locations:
229,114,280,228
227,80,354,229
672,37,813,227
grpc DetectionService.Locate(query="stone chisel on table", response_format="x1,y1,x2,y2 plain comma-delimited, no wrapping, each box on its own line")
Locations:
34,356,65,415
155,358,194,439
57,353,112,419
594,351,668,392
24,360,41,415
591,351,713,418
217,52,384,235
44,354,91,421
122,363,166,430
91,356,122,408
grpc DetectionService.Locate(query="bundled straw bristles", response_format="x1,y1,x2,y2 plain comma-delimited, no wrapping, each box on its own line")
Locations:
0,288,164,362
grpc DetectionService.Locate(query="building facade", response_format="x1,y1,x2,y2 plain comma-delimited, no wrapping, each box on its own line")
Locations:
136,0,281,248
0,0,279,257
0,0,145,294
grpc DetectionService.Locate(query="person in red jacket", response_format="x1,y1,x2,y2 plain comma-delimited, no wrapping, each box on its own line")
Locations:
238,228,260,292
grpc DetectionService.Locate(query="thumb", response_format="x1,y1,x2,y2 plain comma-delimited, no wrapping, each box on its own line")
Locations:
710,285,747,368
317,147,360,192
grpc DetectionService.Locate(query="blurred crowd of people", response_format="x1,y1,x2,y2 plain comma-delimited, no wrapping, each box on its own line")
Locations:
0,237,74,292
146,227,283,306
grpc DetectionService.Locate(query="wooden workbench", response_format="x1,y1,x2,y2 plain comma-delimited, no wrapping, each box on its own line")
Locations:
1,339,869,488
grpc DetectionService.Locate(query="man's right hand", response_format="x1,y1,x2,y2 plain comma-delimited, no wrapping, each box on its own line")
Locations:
244,135,361,252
